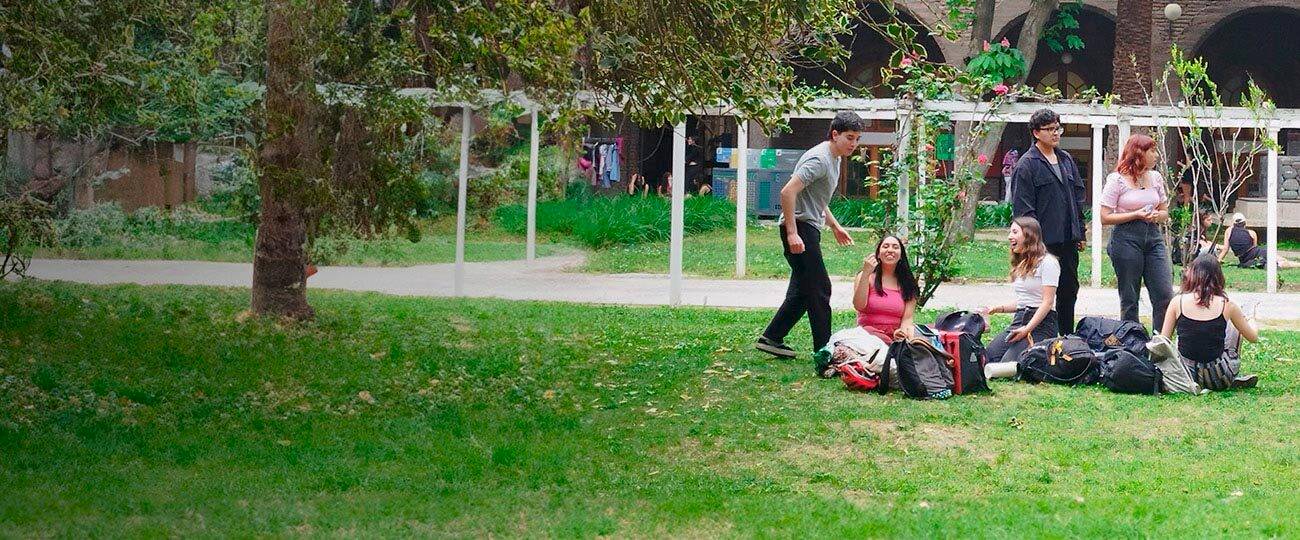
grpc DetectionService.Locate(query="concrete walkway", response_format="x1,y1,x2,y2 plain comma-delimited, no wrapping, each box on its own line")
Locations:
23,254,1300,325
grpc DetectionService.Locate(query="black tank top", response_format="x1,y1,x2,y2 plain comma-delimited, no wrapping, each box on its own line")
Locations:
1229,225,1261,262
1176,296,1227,363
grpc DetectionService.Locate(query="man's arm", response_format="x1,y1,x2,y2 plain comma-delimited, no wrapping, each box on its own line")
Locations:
779,176,804,237
1070,155,1087,222
779,176,806,254
823,202,854,246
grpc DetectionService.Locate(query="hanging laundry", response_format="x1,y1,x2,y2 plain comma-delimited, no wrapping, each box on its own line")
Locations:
607,143,621,183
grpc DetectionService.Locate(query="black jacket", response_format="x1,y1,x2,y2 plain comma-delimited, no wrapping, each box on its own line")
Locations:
1011,144,1086,245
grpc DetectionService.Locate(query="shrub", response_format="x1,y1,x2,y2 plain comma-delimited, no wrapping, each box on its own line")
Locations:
975,201,1013,229
828,197,892,229
494,191,738,248
202,154,261,224
51,203,254,250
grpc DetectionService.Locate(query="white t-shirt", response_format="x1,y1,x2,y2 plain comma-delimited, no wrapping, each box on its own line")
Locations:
1012,255,1061,309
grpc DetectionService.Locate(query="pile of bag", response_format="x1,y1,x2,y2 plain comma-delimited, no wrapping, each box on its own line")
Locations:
818,313,1201,398
1014,316,1199,395
818,310,991,400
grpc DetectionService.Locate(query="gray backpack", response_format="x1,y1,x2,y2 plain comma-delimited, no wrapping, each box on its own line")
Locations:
879,338,954,399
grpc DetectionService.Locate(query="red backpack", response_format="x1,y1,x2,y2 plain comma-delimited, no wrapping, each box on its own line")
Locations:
938,330,990,395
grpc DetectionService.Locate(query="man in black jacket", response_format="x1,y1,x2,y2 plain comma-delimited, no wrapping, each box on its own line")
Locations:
1011,108,1087,335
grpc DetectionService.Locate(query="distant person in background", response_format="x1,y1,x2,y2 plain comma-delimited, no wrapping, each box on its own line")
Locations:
1220,213,1300,268
686,135,704,192
627,173,648,196
1002,149,1020,202
657,172,673,197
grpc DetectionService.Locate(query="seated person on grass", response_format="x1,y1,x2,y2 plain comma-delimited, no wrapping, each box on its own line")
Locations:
1221,212,1300,269
851,235,919,343
1148,254,1261,391
979,217,1062,369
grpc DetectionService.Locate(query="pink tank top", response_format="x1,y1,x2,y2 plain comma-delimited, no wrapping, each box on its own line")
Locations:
857,285,906,337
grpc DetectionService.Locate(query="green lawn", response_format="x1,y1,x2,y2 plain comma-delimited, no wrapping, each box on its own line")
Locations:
5,282,1300,536
584,225,1300,291
35,217,568,266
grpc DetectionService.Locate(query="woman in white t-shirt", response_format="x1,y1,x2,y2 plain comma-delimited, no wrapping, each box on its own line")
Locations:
1099,134,1173,333
980,217,1062,365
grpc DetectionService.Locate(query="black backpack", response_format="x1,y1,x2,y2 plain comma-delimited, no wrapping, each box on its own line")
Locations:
879,339,954,399
1075,317,1150,360
1099,349,1162,395
934,310,989,339
1018,336,1099,385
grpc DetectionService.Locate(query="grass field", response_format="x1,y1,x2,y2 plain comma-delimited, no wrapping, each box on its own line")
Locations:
35,217,568,266
4,281,1300,536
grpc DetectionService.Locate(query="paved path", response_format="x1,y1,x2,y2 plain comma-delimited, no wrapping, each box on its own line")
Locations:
22,255,1300,323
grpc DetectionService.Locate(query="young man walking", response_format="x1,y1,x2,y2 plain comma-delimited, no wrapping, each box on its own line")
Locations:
1011,108,1087,334
756,111,862,358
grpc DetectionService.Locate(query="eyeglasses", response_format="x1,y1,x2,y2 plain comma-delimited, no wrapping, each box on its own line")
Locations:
1036,126,1065,135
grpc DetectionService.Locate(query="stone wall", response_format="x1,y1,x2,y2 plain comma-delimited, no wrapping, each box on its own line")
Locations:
1280,156,1300,200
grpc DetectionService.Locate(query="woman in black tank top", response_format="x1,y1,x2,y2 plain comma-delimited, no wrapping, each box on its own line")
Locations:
1157,255,1262,391
1174,295,1227,363
1220,216,1300,268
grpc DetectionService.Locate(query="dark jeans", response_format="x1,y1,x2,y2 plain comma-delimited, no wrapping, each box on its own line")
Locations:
986,308,1060,363
1108,220,1175,333
1046,242,1080,335
763,221,832,351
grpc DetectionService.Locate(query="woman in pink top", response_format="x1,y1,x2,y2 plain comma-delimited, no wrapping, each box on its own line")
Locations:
1099,134,1174,332
852,235,920,342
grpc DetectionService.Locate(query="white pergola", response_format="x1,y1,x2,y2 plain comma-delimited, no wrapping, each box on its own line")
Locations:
436,93,1300,301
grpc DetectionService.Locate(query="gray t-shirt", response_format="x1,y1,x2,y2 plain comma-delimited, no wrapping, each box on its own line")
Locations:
779,141,840,229
1049,161,1063,183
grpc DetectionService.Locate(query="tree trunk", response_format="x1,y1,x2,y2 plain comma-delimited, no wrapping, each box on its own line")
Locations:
1112,0,1153,105
251,0,319,319
1105,0,1155,170
954,0,1060,238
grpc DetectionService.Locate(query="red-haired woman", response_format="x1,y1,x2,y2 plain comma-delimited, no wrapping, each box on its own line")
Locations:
1099,134,1173,333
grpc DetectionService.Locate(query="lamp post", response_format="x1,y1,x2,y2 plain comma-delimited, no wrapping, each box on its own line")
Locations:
1164,3,1183,38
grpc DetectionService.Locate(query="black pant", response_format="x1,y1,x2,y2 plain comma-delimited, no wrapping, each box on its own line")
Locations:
1046,242,1080,335
1108,221,1174,333
986,308,1060,363
763,221,832,351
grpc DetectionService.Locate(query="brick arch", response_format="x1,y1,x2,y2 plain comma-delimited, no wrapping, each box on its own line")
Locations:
993,2,1117,43
1180,3,1300,56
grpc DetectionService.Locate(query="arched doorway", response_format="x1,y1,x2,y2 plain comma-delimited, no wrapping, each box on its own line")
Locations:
1193,7,1300,206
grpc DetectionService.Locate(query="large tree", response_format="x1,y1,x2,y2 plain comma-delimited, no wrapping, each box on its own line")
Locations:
246,0,858,318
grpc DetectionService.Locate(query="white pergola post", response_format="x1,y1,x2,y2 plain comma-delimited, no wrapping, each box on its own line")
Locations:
735,120,749,277
1090,124,1104,288
454,106,471,296
915,118,927,240
1118,119,1131,155
526,108,540,262
1267,127,1281,293
669,121,687,305
896,110,912,237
